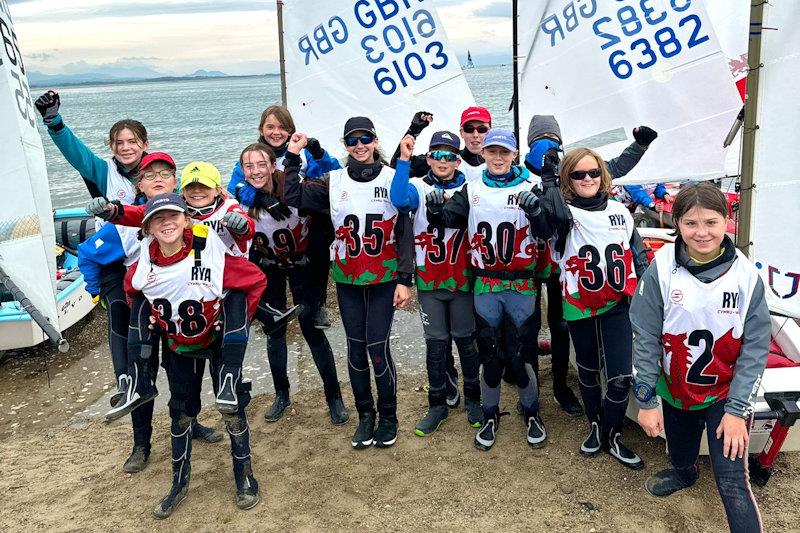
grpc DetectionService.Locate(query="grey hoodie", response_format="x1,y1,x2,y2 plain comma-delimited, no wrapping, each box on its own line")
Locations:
629,236,771,418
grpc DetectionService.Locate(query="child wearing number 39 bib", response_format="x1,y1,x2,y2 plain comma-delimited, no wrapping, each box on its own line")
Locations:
630,183,769,533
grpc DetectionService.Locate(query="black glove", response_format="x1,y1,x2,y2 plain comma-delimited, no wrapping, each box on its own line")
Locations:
518,190,541,217
254,191,292,221
633,126,658,148
408,111,433,137
541,148,561,188
425,189,446,215
306,137,325,160
35,91,60,125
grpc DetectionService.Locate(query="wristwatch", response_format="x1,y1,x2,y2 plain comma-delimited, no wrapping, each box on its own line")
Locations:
634,382,655,403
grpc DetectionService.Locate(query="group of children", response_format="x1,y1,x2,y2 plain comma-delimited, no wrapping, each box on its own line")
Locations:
35,90,769,531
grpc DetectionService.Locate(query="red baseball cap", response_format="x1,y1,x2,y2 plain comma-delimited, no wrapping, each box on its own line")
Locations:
140,152,176,172
460,106,492,126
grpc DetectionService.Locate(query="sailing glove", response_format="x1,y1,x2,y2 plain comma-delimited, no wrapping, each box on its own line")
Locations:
222,211,250,235
34,91,60,124
86,197,122,221
541,148,561,189
633,126,658,148
306,137,325,160
408,111,433,137
518,190,541,217
254,191,292,221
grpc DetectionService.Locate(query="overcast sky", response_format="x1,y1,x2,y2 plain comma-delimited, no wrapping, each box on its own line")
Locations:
9,0,513,76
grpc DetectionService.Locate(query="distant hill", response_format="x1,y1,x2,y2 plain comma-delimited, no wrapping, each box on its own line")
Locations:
28,67,229,87
187,69,227,78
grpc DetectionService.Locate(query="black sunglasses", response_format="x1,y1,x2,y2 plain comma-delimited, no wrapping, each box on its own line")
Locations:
568,168,602,180
462,124,489,134
344,134,375,147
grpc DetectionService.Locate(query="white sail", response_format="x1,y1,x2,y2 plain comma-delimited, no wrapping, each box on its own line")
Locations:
0,1,60,331
748,2,800,318
516,0,742,185
282,0,475,158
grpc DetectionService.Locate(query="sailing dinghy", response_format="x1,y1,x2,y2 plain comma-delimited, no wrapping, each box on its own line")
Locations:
514,0,800,479
0,1,94,352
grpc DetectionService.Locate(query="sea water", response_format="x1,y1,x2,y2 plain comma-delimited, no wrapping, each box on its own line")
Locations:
44,65,513,210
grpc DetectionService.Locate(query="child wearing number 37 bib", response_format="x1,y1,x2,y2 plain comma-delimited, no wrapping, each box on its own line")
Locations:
630,183,769,533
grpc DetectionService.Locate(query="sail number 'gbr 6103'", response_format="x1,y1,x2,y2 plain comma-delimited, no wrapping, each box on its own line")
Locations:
296,0,450,96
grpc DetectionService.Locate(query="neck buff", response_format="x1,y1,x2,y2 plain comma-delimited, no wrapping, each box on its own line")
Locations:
346,158,384,182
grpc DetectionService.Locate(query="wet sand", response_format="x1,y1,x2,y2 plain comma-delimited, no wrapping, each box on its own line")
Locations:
1,293,799,532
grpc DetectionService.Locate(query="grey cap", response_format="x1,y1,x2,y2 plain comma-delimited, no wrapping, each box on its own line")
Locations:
526,115,562,147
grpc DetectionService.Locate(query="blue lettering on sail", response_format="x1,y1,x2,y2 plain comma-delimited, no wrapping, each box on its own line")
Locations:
540,0,712,81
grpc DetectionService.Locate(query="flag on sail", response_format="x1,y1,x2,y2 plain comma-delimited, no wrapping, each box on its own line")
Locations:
516,0,742,185
0,1,60,333
282,0,475,158
748,2,800,318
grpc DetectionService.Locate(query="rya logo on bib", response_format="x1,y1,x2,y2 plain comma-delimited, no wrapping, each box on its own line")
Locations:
719,291,739,314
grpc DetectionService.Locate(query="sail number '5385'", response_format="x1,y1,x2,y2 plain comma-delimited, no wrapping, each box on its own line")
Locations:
0,12,36,128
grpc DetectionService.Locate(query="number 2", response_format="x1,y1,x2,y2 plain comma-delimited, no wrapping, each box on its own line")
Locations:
686,329,718,386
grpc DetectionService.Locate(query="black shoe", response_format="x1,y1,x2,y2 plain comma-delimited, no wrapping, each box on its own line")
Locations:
192,421,224,443
313,306,332,330
110,374,130,407
327,397,350,426
445,371,460,408
153,421,192,520
122,445,150,473
264,390,291,422
646,467,698,497
216,365,241,414
105,363,158,423
580,421,601,457
233,461,260,510
465,398,483,428
352,411,376,449
153,478,189,519
414,405,448,436
554,387,584,417
374,417,398,448
605,432,645,470
526,415,547,449
261,303,303,335
474,410,508,451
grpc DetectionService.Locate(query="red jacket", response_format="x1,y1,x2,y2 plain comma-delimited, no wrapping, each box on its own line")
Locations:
124,229,266,348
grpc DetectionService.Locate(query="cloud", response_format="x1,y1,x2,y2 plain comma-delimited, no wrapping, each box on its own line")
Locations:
473,1,511,18
12,0,274,22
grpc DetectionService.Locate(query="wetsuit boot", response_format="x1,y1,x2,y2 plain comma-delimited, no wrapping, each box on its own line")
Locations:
225,413,260,510
153,415,193,519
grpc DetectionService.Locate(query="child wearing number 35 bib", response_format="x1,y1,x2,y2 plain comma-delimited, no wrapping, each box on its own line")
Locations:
631,183,769,533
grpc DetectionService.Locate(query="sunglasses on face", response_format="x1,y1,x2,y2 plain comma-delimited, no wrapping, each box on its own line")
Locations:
462,124,489,134
139,169,176,181
568,168,602,180
344,134,376,147
428,150,459,162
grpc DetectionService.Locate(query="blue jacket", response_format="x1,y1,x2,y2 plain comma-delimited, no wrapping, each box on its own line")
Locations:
226,148,340,207
46,114,137,196
77,224,129,298
389,160,467,213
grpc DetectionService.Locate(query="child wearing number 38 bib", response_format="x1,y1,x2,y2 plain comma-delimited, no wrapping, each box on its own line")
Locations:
630,183,769,533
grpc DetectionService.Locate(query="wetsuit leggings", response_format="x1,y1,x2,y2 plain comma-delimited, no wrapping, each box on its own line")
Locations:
306,213,334,310
101,263,154,451
474,290,540,416
566,300,632,441
336,281,398,419
263,265,341,401
418,290,479,406
663,400,762,533
529,272,572,395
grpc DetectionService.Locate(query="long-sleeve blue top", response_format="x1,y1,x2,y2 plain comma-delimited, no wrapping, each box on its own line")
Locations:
227,148,341,207
77,224,128,297
46,114,137,196
390,159,467,213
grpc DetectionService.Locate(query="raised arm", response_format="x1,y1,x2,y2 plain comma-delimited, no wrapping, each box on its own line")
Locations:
283,136,330,212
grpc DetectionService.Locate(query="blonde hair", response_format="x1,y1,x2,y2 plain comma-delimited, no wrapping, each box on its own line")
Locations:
559,147,612,201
